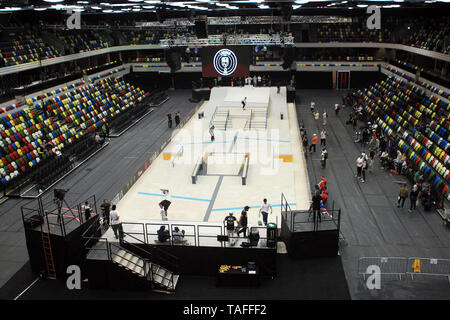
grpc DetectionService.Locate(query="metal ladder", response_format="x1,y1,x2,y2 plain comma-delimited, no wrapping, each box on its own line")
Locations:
41,231,56,279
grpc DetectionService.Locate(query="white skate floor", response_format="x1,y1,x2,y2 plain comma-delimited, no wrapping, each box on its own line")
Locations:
103,86,311,244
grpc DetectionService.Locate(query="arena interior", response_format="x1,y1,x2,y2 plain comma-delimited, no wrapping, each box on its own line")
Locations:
0,0,449,303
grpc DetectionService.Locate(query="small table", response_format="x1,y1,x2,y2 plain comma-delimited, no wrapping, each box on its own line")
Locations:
216,264,260,287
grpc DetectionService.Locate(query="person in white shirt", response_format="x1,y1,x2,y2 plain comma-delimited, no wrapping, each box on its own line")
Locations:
81,201,91,221
159,189,171,220
320,128,327,146
322,111,328,126
310,101,315,113
259,199,272,226
172,227,185,243
110,205,124,239
356,155,365,182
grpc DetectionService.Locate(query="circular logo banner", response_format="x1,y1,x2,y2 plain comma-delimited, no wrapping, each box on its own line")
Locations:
213,49,238,76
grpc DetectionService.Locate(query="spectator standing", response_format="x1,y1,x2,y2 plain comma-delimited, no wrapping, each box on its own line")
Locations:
368,147,376,173
224,212,237,245
322,111,328,126
175,112,181,127
167,113,173,128
302,135,309,157
311,190,322,226
356,154,364,182
110,205,124,240
320,148,328,169
237,206,249,237
82,201,92,221
397,184,408,208
334,103,340,116
320,128,327,146
259,199,272,226
408,184,420,212
314,110,320,124
100,199,111,227
309,134,318,153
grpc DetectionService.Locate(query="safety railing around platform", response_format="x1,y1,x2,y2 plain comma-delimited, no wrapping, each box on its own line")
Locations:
126,221,276,250
281,192,341,233
21,195,97,237
358,257,408,280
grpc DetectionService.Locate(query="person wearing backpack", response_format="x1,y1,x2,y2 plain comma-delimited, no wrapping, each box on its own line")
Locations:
224,212,237,245
237,206,249,237
82,201,92,221
320,148,328,168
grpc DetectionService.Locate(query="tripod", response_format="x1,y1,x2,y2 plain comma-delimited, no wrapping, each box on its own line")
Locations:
55,198,78,224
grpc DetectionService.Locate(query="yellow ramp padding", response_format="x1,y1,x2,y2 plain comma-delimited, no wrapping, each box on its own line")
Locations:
276,155,293,162
163,153,184,160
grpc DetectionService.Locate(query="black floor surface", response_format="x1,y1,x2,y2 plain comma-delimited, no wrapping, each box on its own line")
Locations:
0,89,198,288
296,89,450,299
0,255,350,300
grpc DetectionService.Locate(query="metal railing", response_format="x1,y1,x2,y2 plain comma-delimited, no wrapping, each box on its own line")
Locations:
358,257,408,280
406,257,450,280
357,256,450,281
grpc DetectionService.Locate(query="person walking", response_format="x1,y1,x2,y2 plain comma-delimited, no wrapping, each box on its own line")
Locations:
209,125,215,142
82,201,92,221
311,190,322,227
110,205,125,240
302,135,309,157
334,103,340,116
356,154,365,182
159,189,171,220
175,112,181,127
100,199,111,227
322,111,328,126
361,152,368,182
237,206,249,237
368,147,376,173
314,110,320,124
167,113,173,128
259,199,272,226
224,212,237,245
320,128,327,147
309,134,318,153
398,183,408,208
320,148,328,169
408,184,420,212
310,101,315,113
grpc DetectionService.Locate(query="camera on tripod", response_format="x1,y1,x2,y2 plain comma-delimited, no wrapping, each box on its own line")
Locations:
54,189,68,203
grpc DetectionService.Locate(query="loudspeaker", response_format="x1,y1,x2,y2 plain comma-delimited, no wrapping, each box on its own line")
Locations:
282,47,295,70
194,20,208,38
165,49,181,72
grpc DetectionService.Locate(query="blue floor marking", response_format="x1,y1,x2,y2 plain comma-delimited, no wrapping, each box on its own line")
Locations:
137,192,211,202
211,203,296,212
237,137,290,143
176,140,233,145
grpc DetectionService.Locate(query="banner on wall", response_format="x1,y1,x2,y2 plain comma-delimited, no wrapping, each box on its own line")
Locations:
201,46,251,77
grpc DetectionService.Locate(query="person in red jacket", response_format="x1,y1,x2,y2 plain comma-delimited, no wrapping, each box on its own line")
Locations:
309,134,318,153
318,175,327,191
321,186,328,206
